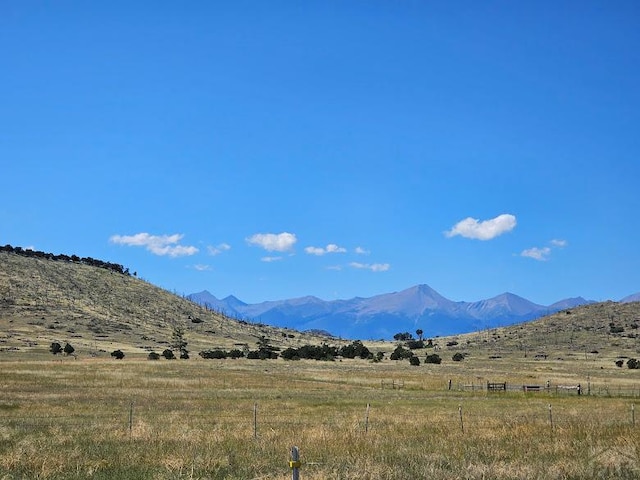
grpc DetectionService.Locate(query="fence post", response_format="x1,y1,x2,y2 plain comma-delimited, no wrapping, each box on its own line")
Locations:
364,403,370,433
632,404,635,427
129,401,134,439
458,404,464,434
290,446,301,480
548,404,554,432
253,403,258,440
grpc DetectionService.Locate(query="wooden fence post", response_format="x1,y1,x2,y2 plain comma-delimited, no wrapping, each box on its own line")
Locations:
253,403,258,440
290,446,301,480
129,401,134,439
364,403,370,433
548,404,553,432
458,405,464,434
632,404,635,427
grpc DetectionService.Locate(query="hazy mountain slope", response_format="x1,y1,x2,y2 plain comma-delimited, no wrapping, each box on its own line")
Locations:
0,251,333,356
189,285,598,339
621,292,640,303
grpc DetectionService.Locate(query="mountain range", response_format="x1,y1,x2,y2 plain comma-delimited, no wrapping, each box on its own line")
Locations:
188,284,639,339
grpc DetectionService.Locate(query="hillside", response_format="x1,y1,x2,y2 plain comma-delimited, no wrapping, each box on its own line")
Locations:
2,249,640,364
0,250,335,357
446,300,640,361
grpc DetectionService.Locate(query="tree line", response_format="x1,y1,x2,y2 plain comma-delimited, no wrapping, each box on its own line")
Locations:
1,244,131,276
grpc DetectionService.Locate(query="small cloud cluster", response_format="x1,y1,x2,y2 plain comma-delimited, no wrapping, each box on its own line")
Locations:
109,233,198,257
304,244,347,256
246,232,297,252
208,243,231,256
445,214,517,240
349,262,390,272
521,239,567,261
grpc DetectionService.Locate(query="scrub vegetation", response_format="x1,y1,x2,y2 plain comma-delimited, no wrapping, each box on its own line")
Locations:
2,249,640,478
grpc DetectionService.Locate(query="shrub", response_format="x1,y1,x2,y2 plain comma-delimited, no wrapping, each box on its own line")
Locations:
339,341,371,359
111,350,125,360
627,358,639,369
148,352,160,360
390,345,413,361
452,352,465,362
615,360,624,368
162,349,176,360
281,347,301,360
425,353,442,364
63,343,75,356
406,340,424,350
409,356,420,366
50,342,63,355
199,349,228,359
393,332,413,341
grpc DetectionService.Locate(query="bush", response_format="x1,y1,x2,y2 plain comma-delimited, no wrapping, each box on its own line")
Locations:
406,340,425,350
425,353,442,364
339,341,371,359
148,352,160,360
615,359,624,368
111,350,125,360
162,349,176,360
627,358,639,369
50,342,63,355
452,352,465,362
200,349,228,359
409,356,420,366
63,343,75,356
393,332,413,341
390,345,413,361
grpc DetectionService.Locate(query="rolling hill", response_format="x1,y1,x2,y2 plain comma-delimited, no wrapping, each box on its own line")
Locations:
2,248,640,362
0,249,334,357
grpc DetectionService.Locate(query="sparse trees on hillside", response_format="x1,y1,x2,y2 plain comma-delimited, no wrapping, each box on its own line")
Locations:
111,350,125,360
63,343,75,356
170,325,188,359
162,349,175,360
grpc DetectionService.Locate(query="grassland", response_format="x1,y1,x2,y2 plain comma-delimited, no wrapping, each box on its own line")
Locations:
1,357,639,479
2,250,640,478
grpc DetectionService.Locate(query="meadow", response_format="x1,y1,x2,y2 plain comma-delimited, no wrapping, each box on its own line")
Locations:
1,355,639,480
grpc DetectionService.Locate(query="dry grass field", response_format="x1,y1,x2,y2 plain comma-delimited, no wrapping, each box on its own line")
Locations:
2,250,640,478
1,358,639,479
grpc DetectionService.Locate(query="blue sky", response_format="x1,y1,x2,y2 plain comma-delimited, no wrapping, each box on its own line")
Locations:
2,2,638,306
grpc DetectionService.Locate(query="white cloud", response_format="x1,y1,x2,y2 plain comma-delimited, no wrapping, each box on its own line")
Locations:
193,264,212,271
207,243,231,256
304,243,347,256
445,214,517,240
261,256,283,262
520,246,551,261
246,232,297,252
349,262,390,272
521,238,568,261
109,233,199,257
354,246,369,255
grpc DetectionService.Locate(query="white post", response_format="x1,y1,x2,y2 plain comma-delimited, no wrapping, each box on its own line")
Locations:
290,446,301,480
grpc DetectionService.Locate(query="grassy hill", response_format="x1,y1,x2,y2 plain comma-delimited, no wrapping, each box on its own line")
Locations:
2,248,640,365
0,250,336,357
